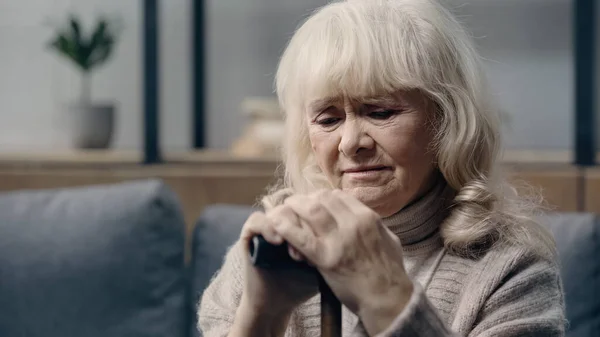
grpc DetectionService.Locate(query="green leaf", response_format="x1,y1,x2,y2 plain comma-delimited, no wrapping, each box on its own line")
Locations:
48,33,87,71
86,19,109,70
88,38,115,67
69,15,81,46
69,15,87,69
46,14,120,73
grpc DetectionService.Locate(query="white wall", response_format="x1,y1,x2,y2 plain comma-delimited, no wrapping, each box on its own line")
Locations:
449,0,574,150
0,0,191,151
0,0,596,152
205,0,328,149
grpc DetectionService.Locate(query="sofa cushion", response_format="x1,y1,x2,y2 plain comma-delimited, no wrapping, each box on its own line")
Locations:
543,213,600,337
189,204,255,337
0,179,187,337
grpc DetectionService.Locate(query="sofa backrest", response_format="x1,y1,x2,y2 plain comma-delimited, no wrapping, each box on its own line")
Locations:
0,179,188,337
543,213,600,337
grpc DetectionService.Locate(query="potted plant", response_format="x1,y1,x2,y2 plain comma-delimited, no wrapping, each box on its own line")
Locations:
48,15,121,149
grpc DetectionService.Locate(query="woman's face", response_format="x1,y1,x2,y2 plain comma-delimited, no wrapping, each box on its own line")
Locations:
306,90,438,217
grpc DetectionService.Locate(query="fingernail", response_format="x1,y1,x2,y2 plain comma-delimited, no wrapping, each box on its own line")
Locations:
289,247,303,261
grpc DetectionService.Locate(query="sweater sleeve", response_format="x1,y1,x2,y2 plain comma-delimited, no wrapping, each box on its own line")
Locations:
372,283,457,337
467,257,566,337
197,242,245,337
375,257,566,337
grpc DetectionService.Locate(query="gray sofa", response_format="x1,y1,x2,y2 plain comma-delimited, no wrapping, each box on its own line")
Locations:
0,180,598,337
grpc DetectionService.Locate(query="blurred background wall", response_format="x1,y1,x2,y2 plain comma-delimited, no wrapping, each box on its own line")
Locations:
0,0,190,151
0,0,597,152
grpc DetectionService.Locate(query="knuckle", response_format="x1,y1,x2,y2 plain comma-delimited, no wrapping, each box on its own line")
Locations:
320,257,335,270
283,194,300,206
314,189,331,200
332,189,344,196
267,204,284,217
273,218,295,237
275,218,289,233
367,211,381,224
291,229,308,246
307,202,322,215
279,204,296,217
320,249,342,271
247,210,264,220
355,215,376,234
241,211,266,238
267,204,295,224
300,234,317,255
359,209,379,223
351,223,366,237
244,211,265,227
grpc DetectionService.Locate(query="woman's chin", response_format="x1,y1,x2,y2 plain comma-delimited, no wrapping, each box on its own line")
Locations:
345,186,404,217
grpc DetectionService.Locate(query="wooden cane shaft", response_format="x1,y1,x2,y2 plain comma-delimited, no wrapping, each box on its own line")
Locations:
319,275,342,337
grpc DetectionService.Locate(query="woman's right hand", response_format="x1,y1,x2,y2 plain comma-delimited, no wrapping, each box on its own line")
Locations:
238,206,320,319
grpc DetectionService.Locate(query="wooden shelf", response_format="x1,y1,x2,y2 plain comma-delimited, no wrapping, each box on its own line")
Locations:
0,149,279,166
584,168,600,214
1,149,597,166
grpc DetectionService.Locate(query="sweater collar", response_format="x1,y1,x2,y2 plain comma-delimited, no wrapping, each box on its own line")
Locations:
382,178,455,252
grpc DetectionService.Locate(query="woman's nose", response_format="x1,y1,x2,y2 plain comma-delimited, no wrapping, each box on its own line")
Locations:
338,119,375,157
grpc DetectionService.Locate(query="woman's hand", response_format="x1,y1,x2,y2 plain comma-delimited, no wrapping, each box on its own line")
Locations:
236,207,319,333
273,189,414,336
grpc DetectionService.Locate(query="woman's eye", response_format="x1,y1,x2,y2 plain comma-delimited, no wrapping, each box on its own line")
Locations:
316,117,341,126
369,109,397,120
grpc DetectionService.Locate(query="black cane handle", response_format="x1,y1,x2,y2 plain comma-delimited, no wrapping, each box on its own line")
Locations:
249,234,341,337
249,235,314,270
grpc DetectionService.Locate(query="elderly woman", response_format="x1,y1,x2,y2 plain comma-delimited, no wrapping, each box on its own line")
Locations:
198,0,566,336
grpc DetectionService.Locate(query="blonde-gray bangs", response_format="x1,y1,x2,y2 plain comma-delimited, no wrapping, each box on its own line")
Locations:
280,2,436,109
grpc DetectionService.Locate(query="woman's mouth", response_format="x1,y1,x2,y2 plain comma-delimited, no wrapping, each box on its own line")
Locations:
343,166,391,179
344,166,389,173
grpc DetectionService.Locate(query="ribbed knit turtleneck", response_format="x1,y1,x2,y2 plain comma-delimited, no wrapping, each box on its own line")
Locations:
381,180,455,256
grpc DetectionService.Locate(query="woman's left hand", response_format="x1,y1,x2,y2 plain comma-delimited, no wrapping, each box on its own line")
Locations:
272,189,414,335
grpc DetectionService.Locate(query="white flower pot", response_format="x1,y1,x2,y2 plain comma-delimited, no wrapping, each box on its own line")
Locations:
67,103,115,149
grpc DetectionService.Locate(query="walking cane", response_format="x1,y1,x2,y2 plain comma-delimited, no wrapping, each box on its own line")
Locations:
249,235,342,337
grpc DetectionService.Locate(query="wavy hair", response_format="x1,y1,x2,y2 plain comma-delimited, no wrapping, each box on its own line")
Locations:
262,0,555,258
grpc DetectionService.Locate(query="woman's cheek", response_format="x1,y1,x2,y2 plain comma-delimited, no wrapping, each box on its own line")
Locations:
310,133,338,174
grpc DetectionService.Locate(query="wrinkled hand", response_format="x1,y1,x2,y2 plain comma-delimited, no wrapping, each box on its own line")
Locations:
273,189,414,335
238,208,319,320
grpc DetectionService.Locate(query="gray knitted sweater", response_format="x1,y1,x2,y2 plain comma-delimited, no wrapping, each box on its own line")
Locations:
197,184,566,336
